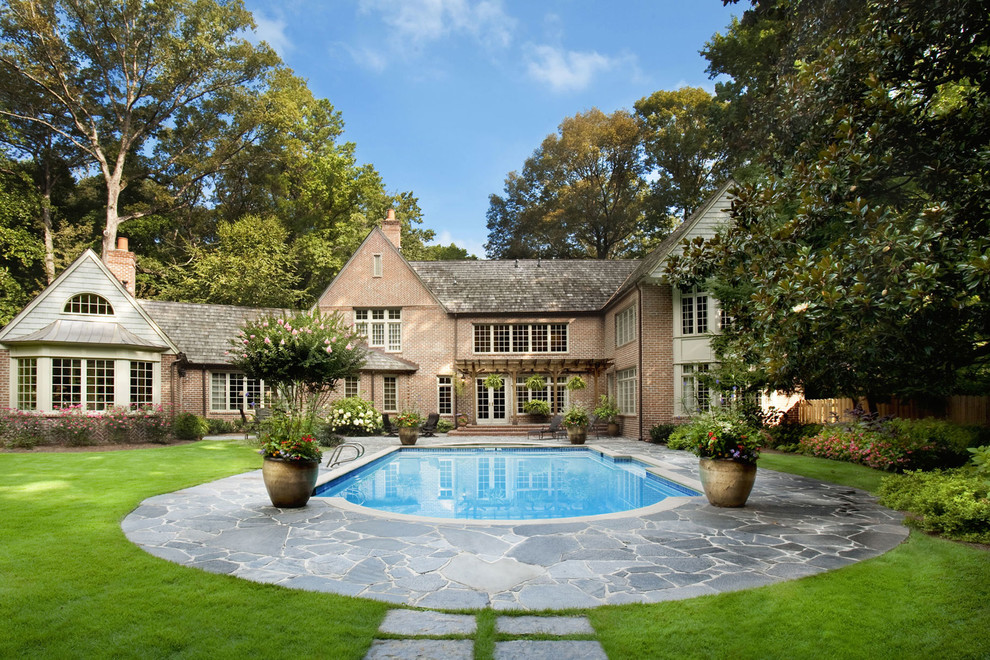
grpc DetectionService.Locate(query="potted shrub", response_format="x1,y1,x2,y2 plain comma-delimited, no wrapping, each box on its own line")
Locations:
593,395,621,436
692,411,761,507
456,413,468,428
395,410,423,445
562,404,590,444
522,398,551,419
259,427,323,508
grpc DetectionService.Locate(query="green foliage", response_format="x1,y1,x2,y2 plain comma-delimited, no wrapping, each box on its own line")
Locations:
524,374,547,391
683,0,990,401
172,413,209,441
485,108,649,259
206,418,238,434
665,424,701,451
394,411,423,428
689,410,761,463
565,375,586,391
648,423,677,445
324,397,382,435
522,399,551,416
765,421,821,449
259,433,322,462
593,395,621,423
968,445,990,479
562,404,589,429
634,86,734,222
435,419,454,434
879,470,990,543
483,373,504,390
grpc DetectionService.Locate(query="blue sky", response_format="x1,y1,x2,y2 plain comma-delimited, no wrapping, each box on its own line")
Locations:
243,1,739,257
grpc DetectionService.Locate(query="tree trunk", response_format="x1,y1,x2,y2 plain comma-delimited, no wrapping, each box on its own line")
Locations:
42,198,55,284
102,177,122,260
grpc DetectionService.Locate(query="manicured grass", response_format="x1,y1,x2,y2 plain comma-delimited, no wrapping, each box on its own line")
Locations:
0,440,388,659
590,452,990,659
2,443,987,659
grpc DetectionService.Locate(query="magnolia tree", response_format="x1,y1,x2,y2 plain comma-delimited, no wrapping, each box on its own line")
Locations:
228,310,366,435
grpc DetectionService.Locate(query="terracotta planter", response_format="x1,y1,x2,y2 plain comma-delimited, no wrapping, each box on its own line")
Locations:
398,427,419,445
606,421,620,437
698,458,757,507
566,427,587,445
262,457,320,508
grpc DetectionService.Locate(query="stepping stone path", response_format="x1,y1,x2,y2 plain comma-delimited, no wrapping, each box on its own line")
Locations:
364,610,607,659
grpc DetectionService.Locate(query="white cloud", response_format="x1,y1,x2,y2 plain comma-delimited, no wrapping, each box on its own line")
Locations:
251,13,292,57
524,44,626,93
434,230,486,258
358,0,515,50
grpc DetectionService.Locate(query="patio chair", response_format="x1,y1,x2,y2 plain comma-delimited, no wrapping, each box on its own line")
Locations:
419,413,440,437
382,413,398,436
527,414,564,440
587,414,606,438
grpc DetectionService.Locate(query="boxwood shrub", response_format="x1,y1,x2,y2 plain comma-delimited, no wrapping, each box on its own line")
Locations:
878,466,990,543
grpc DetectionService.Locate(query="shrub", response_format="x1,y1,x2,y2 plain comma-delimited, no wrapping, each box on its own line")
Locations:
312,420,344,448
50,406,95,446
173,413,209,440
648,423,677,444
131,405,172,444
0,409,47,449
436,419,454,434
522,399,551,416
878,469,990,543
206,418,238,434
666,424,706,451
325,397,382,435
764,421,821,449
887,418,975,466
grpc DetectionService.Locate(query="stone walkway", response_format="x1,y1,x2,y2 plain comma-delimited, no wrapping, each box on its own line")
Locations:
366,610,605,659
122,436,907,610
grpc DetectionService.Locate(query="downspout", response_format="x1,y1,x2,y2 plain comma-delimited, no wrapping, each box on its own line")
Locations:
637,283,645,441
453,314,458,421
202,368,207,417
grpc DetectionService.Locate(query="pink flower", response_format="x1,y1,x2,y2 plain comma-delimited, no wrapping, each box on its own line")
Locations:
243,339,249,345
250,334,255,339
292,329,298,335
280,339,285,346
262,321,269,327
346,342,354,350
326,345,333,353
264,337,271,344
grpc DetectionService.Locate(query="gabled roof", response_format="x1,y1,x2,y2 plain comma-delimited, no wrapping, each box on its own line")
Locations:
139,300,292,365
605,179,736,308
409,259,639,314
3,319,169,350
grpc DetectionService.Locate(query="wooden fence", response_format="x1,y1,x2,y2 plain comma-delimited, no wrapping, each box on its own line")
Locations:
796,396,990,426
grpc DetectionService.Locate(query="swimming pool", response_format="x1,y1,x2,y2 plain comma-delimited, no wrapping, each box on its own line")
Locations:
313,446,701,520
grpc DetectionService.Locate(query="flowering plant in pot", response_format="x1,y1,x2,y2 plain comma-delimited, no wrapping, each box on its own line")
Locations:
395,410,423,445
691,410,761,507
562,404,590,444
593,395,621,436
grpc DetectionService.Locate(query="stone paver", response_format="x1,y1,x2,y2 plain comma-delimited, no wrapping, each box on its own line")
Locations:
123,435,908,610
379,610,476,636
364,639,473,659
494,640,608,660
497,615,595,635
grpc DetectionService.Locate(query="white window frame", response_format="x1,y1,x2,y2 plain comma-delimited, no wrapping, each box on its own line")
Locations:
63,292,114,316
681,363,711,414
437,376,452,415
383,375,397,412
17,358,37,410
438,458,453,499
473,323,568,354
616,305,636,347
616,367,637,415
210,372,267,412
344,376,359,398
355,308,401,352
681,287,709,335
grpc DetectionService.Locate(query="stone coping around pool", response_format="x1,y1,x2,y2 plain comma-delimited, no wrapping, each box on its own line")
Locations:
122,437,909,611
312,443,705,527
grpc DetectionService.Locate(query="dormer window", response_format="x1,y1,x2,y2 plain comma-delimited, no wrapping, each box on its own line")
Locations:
64,293,113,315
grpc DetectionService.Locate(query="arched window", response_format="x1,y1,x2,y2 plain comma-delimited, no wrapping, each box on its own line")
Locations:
64,293,114,315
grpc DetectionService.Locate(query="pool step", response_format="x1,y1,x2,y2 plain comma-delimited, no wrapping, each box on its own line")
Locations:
447,424,545,437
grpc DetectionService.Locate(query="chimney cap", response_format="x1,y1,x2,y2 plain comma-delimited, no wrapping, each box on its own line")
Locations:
116,237,129,251
386,208,396,221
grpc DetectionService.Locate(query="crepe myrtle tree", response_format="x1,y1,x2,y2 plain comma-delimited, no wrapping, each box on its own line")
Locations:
227,310,366,435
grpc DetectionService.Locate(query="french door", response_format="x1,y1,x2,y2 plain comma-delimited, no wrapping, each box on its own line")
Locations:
476,377,508,424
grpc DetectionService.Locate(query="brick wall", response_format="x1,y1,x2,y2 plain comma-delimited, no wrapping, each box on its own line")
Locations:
0,348,9,408
104,238,136,295
640,283,675,434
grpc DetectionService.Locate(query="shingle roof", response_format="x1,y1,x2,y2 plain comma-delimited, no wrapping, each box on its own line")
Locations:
3,319,169,350
362,348,419,373
139,300,291,364
408,259,640,314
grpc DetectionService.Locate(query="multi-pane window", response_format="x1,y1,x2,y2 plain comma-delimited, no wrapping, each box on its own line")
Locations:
86,359,114,411
514,376,569,414
17,358,37,410
473,324,568,353
130,361,154,406
210,372,266,411
438,459,453,499
344,376,359,398
616,305,636,346
384,462,398,498
355,308,401,351
616,367,637,415
437,376,452,415
52,358,82,408
719,306,733,331
383,376,397,412
682,363,711,413
681,288,709,335
64,293,113,315
477,456,506,497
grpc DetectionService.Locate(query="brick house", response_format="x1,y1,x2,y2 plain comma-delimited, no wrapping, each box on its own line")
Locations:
1,182,743,439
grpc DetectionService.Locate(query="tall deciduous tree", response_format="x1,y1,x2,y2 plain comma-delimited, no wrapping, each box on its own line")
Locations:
634,87,734,222
669,0,990,403
486,108,647,259
0,0,281,259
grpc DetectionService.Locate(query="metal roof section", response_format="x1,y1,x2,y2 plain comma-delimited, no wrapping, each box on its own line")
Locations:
3,319,170,350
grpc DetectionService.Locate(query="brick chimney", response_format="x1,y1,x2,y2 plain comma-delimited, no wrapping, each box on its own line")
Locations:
382,208,401,249
105,237,136,296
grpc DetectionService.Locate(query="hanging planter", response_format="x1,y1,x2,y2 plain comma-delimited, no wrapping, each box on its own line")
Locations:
524,374,547,391
565,375,587,391
483,373,504,390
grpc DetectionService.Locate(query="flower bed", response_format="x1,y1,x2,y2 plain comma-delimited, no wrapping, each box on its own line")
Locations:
0,405,174,449
324,397,382,435
798,423,970,472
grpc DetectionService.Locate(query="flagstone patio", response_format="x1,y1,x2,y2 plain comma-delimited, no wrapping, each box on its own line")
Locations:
122,436,907,610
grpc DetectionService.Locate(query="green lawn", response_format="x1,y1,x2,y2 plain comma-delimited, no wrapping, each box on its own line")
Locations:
1,442,987,659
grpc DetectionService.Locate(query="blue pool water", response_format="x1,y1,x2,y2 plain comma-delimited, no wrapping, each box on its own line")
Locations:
313,447,701,520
